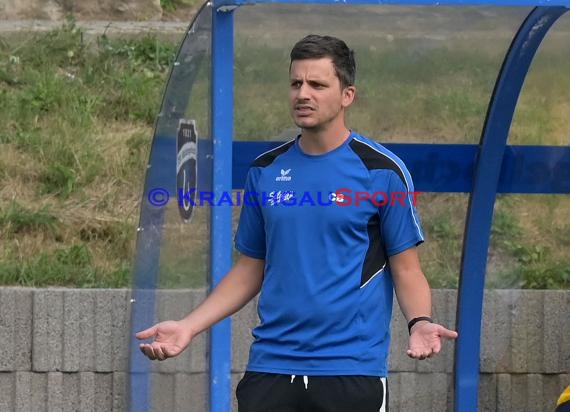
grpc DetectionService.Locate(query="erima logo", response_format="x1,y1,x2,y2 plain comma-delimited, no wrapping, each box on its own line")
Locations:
275,168,292,182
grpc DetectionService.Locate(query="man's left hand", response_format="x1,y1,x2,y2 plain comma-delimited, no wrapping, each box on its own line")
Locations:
406,322,458,360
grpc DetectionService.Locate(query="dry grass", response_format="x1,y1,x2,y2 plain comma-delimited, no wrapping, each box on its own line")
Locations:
1,19,569,288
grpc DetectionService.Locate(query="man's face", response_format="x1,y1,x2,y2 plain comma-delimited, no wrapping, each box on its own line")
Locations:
289,58,354,132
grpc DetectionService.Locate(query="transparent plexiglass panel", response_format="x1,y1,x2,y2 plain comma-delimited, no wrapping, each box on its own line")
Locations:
234,5,530,143
131,4,212,412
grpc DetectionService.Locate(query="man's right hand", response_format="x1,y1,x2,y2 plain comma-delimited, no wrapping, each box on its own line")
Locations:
136,320,193,361
135,256,264,362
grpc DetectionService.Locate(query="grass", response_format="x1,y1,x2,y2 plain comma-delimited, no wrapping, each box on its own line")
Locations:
160,0,202,12
0,201,60,244
1,20,569,289
0,21,173,287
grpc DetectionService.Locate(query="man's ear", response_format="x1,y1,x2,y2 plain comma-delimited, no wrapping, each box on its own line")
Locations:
342,86,356,108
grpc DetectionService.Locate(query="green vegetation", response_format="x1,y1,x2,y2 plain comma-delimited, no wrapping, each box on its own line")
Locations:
0,22,175,287
1,21,569,289
160,0,203,12
160,0,178,12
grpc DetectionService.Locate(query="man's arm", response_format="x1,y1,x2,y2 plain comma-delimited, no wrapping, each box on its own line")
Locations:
389,247,432,321
136,254,264,361
390,247,458,359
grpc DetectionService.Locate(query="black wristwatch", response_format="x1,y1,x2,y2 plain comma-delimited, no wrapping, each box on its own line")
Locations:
407,316,433,335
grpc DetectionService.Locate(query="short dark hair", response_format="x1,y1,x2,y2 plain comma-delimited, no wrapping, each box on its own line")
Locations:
290,34,356,89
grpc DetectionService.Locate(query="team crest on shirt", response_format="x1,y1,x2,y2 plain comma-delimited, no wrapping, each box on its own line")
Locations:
275,168,292,182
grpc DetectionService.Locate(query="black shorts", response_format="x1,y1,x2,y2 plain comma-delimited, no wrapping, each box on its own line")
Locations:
236,372,388,412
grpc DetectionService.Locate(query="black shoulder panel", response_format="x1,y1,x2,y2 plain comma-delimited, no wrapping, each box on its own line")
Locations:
349,139,407,188
252,140,295,168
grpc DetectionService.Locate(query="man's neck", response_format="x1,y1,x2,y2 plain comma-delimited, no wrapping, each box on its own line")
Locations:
298,125,350,155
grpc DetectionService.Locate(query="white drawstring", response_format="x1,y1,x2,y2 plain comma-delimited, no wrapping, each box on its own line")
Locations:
290,375,309,389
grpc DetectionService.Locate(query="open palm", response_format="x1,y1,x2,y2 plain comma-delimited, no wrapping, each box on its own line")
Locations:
407,322,458,360
136,320,193,361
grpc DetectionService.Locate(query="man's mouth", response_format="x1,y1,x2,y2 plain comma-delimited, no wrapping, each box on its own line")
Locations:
295,105,314,115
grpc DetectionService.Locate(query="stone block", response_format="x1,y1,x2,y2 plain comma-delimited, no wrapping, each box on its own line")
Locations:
79,372,96,412
47,372,63,412
33,289,64,372
151,373,175,411
113,372,128,411
0,289,33,371
94,373,114,411
389,372,452,411
63,291,95,372
174,373,208,412
496,373,511,412
479,373,497,412
0,372,14,411
481,291,512,372
93,290,115,372
111,290,131,371
62,372,80,412
543,291,569,373
231,298,257,372
389,298,417,372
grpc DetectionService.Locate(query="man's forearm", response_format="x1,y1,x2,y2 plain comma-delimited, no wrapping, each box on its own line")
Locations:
393,272,432,322
389,248,432,322
179,255,264,336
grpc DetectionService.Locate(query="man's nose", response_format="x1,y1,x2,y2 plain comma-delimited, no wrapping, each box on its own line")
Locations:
296,83,310,99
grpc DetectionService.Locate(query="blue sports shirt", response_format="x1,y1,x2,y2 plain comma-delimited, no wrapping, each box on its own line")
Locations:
234,131,424,376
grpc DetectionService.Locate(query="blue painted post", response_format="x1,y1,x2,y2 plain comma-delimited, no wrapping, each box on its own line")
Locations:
211,4,235,412
454,7,567,412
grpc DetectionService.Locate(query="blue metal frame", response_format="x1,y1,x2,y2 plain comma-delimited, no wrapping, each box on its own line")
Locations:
455,6,567,412
211,6,235,412
231,142,570,194
213,0,570,8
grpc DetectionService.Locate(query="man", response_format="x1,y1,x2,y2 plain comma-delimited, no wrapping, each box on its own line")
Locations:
137,34,458,411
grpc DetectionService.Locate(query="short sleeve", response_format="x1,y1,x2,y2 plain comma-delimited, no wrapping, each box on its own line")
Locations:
377,170,424,256
234,167,266,259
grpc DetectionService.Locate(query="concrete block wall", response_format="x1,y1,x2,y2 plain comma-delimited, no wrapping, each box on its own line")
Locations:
0,288,568,411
